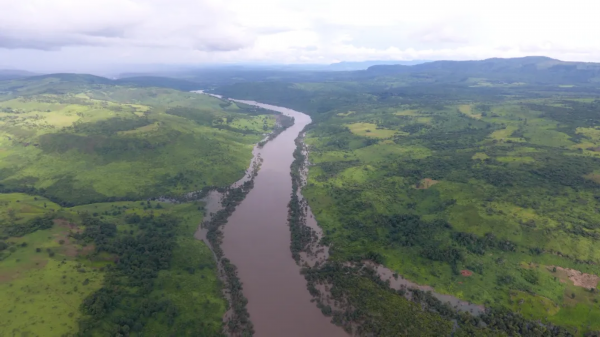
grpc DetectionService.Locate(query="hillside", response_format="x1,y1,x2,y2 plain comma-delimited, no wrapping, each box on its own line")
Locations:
367,56,600,84
215,63,600,335
0,73,202,99
0,69,38,81
0,76,278,336
0,77,277,206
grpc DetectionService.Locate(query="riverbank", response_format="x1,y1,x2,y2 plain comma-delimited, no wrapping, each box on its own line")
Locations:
197,95,487,336
192,94,345,336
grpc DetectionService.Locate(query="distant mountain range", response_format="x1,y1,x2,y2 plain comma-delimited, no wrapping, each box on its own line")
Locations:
326,60,430,71
0,69,39,80
117,60,431,78
366,56,600,84
0,73,202,97
3,57,600,92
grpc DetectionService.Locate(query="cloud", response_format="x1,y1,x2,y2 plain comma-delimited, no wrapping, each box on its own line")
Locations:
0,33,112,51
1,0,600,72
0,0,255,52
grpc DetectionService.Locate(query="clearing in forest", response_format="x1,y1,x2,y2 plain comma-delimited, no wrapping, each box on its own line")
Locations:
472,152,489,161
458,104,482,119
346,123,399,138
415,178,439,189
584,173,600,184
550,266,600,289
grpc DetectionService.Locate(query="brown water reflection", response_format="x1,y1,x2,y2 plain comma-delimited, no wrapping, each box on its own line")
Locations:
220,101,347,337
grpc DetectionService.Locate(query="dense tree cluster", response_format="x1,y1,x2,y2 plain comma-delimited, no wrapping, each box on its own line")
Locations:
258,115,295,147
75,213,183,335
166,106,217,126
452,232,517,255
203,180,256,336
68,117,152,136
3,214,54,237
288,135,319,261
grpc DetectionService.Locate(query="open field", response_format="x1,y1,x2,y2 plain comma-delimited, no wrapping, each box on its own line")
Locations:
216,77,600,335
0,195,226,336
0,83,275,206
0,76,273,336
301,95,600,334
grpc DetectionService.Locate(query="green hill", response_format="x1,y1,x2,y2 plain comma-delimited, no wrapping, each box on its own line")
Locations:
0,79,275,206
215,62,600,335
0,75,280,336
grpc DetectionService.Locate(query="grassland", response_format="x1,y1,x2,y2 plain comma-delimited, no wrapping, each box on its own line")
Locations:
299,95,600,334
0,85,275,206
0,76,277,336
0,195,226,336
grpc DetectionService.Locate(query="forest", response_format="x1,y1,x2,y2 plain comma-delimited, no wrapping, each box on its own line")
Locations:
0,75,276,336
217,69,600,335
4,58,600,336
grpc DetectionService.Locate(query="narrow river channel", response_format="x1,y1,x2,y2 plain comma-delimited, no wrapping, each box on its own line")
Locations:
219,100,347,337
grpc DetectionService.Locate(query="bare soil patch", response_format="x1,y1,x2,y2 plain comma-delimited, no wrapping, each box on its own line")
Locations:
53,219,89,257
415,178,440,189
584,173,600,184
53,219,81,232
0,258,48,283
460,270,473,277
551,266,600,289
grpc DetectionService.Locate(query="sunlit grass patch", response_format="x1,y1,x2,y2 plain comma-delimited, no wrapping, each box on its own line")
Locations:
346,123,400,138
0,258,103,337
0,219,104,337
524,127,574,147
489,126,519,140
354,143,431,162
228,114,275,133
576,127,600,142
584,173,600,184
309,149,357,164
0,193,60,225
0,90,272,204
509,290,560,317
415,178,439,189
458,104,482,119
472,152,489,161
415,116,433,124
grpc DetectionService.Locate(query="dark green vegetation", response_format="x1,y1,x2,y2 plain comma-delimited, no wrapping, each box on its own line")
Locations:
74,202,225,336
217,57,600,336
0,197,226,336
204,181,257,336
0,75,278,336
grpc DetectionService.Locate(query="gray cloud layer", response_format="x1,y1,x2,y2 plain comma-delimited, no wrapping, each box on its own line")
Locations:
1,0,600,72
0,0,256,52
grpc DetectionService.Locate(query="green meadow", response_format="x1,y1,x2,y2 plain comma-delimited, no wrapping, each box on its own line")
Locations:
216,76,600,335
0,83,275,206
0,75,277,336
301,96,600,334
0,197,226,336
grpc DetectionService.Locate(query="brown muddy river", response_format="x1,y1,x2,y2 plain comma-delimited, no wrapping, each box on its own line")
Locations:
220,101,347,337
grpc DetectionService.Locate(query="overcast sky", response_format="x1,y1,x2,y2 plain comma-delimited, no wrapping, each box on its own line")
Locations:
1,0,599,73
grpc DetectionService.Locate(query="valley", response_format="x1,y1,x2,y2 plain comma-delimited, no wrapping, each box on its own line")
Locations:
3,57,600,336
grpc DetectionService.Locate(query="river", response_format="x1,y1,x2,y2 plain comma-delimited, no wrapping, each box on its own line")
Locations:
218,100,348,337
195,96,483,336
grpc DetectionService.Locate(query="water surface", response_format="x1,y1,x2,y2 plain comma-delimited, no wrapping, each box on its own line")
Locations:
220,101,347,337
